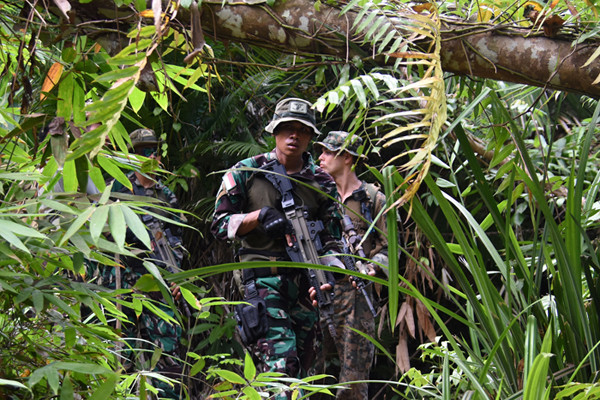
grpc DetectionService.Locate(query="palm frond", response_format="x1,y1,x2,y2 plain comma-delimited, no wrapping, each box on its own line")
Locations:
316,1,447,208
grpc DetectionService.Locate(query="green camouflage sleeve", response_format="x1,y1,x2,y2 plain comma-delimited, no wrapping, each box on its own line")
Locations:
210,166,251,241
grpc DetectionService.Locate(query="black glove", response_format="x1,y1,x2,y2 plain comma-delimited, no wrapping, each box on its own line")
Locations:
258,206,289,236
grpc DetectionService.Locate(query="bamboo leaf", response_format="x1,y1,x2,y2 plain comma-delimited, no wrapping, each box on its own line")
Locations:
0,227,29,253
350,79,367,107
244,351,257,381
57,71,73,120
88,372,118,400
128,86,147,113
90,205,109,244
108,205,126,250
89,165,107,193
121,204,152,250
59,207,95,246
242,386,261,400
94,66,140,83
62,160,77,192
214,369,246,384
96,155,132,190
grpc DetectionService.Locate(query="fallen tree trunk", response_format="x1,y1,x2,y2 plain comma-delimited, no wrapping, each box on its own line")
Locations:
53,0,600,97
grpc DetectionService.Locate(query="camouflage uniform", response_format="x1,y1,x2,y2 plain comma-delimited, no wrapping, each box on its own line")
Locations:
211,148,343,398
316,131,389,400
95,129,184,399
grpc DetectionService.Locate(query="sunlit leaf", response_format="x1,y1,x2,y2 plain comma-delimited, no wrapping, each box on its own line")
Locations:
180,286,201,311
57,71,74,120
244,351,257,381
41,62,64,101
214,369,246,384
128,86,147,113
62,160,77,192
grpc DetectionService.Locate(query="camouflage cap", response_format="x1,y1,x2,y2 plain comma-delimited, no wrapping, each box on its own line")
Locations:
129,128,159,149
265,98,320,136
316,131,364,157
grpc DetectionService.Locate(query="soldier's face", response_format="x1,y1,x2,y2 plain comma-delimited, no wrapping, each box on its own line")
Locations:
274,121,313,157
135,146,162,167
319,148,347,177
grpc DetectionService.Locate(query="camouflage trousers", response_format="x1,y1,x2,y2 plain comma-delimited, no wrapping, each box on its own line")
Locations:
318,278,375,400
95,263,184,399
252,273,320,400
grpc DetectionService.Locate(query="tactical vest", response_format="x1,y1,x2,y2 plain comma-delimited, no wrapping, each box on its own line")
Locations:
344,182,383,259
239,168,328,260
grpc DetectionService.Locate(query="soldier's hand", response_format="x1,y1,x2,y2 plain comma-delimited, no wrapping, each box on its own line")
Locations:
366,263,377,276
309,283,333,307
258,206,289,236
170,282,181,301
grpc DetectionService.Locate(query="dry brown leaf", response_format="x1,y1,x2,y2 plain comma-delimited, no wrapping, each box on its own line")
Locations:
396,332,411,373
397,301,416,338
40,62,63,101
397,300,409,323
377,302,387,338
411,2,435,13
387,51,431,60
416,300,437,342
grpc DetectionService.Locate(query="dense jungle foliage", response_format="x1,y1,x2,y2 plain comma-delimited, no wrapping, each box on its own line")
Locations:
1,0,600,399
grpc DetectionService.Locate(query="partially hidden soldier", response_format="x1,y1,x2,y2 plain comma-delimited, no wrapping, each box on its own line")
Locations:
98,128,186,399
211,98,345,400
316,130,389,400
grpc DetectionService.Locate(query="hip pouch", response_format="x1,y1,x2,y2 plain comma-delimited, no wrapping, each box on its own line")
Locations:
234,295,268,345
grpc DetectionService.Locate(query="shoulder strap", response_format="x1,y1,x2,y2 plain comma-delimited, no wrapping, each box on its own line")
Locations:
365,183,380,205
262,160,296,210
359,182,379,224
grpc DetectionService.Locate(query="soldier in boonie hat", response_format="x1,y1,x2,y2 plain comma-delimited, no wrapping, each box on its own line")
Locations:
316,130,365,158
265,98,320,136
316,129,386,400
129,128,160,150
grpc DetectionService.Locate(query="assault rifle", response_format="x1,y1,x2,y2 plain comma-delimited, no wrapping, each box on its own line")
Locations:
263,161,338,338
340,215,377,317
143,216,183,273
143,215,191,317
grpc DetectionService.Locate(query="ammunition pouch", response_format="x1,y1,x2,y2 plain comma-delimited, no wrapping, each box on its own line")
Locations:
234,281,268,345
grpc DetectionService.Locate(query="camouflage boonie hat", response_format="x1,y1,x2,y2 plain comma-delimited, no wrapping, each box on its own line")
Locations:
129,128,159,149
265,98,320,136
316,131,364,157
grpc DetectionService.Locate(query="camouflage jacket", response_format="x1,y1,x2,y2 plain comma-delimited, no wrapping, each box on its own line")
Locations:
211,150,343,259
113,172,184,270
342,182,388,267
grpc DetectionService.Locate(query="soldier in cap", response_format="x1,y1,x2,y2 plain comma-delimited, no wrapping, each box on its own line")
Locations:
99,128,186,399
315,130,389,400
211,98,345,399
